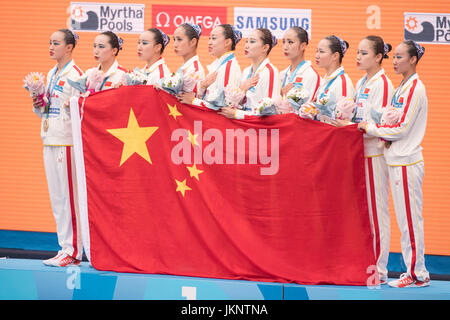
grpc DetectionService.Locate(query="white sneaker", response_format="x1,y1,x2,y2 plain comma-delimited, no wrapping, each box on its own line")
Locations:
388,273,430,288
42,253,63,266
43,253,80,267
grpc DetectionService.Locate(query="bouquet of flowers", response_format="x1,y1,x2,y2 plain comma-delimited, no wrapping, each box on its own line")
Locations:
87,69,106,93
380,106,401,126
334,98,356,121
253,97,278,116
23,72,48,113
314,92,337,123
183,71,202,93
379,106,402,148
67,69,107,95
160,71,184,95
274,96,295,114
298,103,319,119
286,86,310,112
369,105,401,148
119,68,148,86
224,85,245,108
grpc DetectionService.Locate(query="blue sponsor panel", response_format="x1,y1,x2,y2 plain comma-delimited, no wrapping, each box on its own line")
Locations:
284,282,450,300
1,258,450,300
0,259,283,300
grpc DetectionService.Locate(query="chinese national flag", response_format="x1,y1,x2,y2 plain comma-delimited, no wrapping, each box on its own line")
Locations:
72,86,375,286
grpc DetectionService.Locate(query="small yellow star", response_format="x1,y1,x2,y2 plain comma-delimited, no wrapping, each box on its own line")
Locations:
175,179,192,197
186,164,204,181
167,103,182,120
188,130,199,146
107,108,159,166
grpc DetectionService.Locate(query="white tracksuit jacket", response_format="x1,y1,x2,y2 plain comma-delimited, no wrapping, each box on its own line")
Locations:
192,51,242,110
279,60,321,102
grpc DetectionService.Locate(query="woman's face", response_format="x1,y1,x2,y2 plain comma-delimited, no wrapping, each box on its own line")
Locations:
49,31,70,61
393,43,415,75
356,38,380,71
93,34,117,64
244,30,267,60
282,29,304,60
137,31,161,62
173,26,196,57
208,26,230,58
315,38,335,69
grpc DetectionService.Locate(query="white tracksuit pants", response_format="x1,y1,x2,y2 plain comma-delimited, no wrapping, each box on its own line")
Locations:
43,145,83,260
365,156,390,281
388,161,429,281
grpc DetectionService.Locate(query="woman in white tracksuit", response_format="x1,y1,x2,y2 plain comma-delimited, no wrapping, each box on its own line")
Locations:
280,26,321,103
178,24,242,110
84,31,129,91
358,40,430,288
137,28,171,85
219,28,280,119
352,35,395,284
172,23,205,97
314,35,354,122
33,29,84,267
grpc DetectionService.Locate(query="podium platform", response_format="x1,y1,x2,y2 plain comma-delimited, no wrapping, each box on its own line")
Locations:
1,258,449,300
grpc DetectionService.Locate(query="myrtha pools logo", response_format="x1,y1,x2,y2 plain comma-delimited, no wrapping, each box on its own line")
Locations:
70,2,145,33
404,12,450,44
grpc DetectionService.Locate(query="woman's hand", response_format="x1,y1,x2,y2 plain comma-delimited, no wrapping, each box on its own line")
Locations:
239,74,260,92
333,119,351,127
218,106,236,119
177,92,196,105
200,71,218,90
63,98,70,108
32,96,43,109
281,83,294,97
358,121,368,132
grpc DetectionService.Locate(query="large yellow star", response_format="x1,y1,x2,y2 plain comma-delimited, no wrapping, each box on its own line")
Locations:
167,103,182,120
186,164,203,181
107,108,159,166
175,179,192,197
188,130,199,146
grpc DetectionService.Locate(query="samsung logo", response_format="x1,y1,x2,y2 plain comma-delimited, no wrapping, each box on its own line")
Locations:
236,16,310,31
234,7,311,39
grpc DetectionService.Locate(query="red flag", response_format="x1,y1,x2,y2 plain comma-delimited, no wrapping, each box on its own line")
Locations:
75,86,375,285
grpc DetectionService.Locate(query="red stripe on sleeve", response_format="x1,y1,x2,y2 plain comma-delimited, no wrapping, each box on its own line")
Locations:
73,65,83,76
159,64,165,79
377,79,417,128
266,63,275,98
381,74,389,107
224,60,232,87
312,68,321,100
340,74,347,97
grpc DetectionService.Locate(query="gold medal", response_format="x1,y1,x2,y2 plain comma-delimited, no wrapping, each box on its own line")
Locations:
43,119,49,132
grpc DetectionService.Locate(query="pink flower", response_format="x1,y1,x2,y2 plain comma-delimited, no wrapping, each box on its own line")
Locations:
298,103,318,119
224,85,245,107
335,98,356,120
23,72,48,112
381,106,401,126
23,72,46,97
182,73,197,93
87,69,106,92
274,96,295,114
